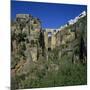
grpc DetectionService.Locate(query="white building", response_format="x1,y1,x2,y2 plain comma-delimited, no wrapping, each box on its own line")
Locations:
78,11,86,18
68,11,86,25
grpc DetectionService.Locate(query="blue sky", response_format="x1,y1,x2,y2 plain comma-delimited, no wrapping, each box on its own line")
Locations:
11,1,87,28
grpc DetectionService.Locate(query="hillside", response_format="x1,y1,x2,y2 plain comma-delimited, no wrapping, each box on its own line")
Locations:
11,13,87,90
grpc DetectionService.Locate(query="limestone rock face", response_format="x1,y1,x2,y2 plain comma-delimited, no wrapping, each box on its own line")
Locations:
16,14,30,24
30,47,38,62
11,14,43,76
44,31,48,50
51,31,57,50
11,12,87,89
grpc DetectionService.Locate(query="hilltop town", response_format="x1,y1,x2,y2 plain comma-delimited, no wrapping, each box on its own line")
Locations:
11,11,87,89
